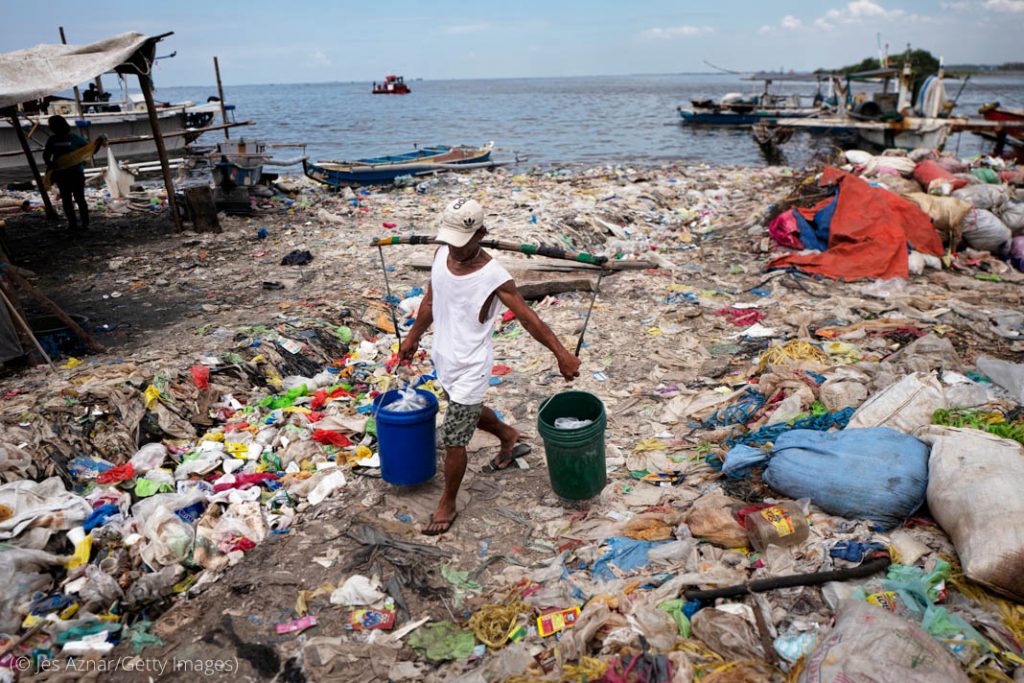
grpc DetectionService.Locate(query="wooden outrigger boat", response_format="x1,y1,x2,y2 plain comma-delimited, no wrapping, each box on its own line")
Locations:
303,142,503,188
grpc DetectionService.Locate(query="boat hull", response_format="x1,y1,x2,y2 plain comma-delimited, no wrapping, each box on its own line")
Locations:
678,107,824,127
981,105,1024,141
304,145,493,188
0,104,219,179
856,123,950,150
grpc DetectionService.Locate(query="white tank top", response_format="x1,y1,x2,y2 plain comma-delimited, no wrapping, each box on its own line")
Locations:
430,246,513,404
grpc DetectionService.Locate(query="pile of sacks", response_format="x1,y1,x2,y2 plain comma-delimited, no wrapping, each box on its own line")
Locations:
846,148,1024,269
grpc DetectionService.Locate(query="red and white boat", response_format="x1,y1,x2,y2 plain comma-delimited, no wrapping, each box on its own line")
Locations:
372,75,410,95
980,102,1024,141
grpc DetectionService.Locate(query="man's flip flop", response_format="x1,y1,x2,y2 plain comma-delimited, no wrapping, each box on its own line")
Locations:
422,512,458,536
481,443,532,474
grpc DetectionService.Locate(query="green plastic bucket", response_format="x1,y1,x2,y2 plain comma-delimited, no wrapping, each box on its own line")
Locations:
537,391,607,500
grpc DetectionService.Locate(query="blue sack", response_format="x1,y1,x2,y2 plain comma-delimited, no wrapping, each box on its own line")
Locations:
722,427,929,529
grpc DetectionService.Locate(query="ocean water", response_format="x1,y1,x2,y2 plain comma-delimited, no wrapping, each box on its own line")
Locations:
154,73,1024,170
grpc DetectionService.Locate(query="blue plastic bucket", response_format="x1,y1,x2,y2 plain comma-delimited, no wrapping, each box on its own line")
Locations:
373,389,439,486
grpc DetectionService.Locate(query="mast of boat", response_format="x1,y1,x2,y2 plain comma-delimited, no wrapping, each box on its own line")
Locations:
57,27,85,124
897,49,913,114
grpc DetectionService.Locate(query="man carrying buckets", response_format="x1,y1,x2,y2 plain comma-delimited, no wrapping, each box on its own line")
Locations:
398,198,581,535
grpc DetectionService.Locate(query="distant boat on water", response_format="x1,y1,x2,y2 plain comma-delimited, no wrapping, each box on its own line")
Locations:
372,75,410,94
678,73,834,126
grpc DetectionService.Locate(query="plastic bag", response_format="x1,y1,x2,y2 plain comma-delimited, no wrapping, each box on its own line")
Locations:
385,387,429,412
723,427,929,529
554,417,593,429
330,574,386,606
80,564,125,605
799,600,969,683
998,201,1024,235
127,564,183,604
104,146,133,199
691,607,762,661
960,208,1012,255
1010,235,1024,273
0,547,65,632
952,184,1009,211
918,426,1024,601
129,443,169,473
848,372,947,434
683,491,747,548
976,355,1024,404
138,506,195,569
902,193,970,245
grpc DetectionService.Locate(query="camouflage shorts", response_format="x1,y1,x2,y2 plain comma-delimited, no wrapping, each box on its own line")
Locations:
439,400,483,448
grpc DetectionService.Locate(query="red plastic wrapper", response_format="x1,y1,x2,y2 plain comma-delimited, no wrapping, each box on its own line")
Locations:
491,364,512,376
312,430,353,448
97,463,136,485
310,389,328,411
212,472,278,493
190,365,210,389
224,537,256,553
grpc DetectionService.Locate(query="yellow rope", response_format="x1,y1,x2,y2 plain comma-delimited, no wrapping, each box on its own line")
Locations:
560,657,608,682
757,340,829,373
469,599,531,649
43,137,106,190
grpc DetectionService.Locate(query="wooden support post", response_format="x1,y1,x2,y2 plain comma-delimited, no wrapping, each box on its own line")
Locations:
183,186,221,233
9,114,58,220
2,267,105,353
213,56,229,140
137,73,183,231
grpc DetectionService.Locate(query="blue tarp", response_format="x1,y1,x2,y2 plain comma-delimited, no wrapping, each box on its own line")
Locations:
591,537,666,581
723,427,929,530
793,191,838,251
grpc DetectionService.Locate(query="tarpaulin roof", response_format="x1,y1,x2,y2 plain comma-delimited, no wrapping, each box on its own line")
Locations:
0,32,161,110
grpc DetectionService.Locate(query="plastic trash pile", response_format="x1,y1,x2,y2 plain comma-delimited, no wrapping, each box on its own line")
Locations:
0,149,1022,681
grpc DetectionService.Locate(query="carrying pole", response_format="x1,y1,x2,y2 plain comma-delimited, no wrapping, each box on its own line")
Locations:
137,73,183,231
8,113,58,220
213,56,230,140
574,269,606,356
377,245,403,348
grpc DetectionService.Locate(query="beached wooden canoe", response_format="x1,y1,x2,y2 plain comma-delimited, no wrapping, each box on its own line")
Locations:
303,143,495,187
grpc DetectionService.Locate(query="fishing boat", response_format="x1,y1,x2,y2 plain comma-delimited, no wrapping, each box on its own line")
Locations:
303,143,501,188
980,103,1024,141
0,92,224,177
768,62,959,149
372,75,410,94
678,73,834,126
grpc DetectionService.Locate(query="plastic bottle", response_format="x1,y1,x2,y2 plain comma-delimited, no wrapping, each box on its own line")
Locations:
743,502,809,552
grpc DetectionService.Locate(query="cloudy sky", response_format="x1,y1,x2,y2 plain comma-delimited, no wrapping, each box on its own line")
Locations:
2,0,1021,86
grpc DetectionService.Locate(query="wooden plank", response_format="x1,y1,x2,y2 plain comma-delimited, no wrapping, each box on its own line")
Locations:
517,278,594,300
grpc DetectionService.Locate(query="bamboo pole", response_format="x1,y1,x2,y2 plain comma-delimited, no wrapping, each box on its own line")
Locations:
58,27,85,123
213,56,229,140
137,73,182,231
0,285,56,371
8,113,58,219
2,266,105,353
370,234,643,269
